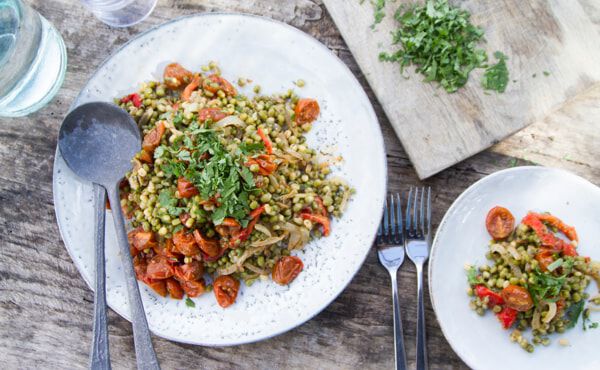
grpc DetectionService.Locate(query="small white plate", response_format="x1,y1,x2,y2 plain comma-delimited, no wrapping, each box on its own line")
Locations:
53,13,386,346
429,166,600,370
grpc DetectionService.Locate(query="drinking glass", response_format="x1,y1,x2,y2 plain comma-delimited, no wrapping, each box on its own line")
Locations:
0,0,67,117
80,0,158,28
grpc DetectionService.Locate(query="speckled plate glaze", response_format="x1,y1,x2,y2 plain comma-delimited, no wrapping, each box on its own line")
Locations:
429,167,600,370
52,13,386,346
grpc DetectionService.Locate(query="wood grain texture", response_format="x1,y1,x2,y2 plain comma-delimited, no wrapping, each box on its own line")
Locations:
322,0,600,179
0,1,599,369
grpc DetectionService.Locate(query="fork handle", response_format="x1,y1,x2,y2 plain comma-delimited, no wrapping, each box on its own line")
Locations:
415,262,428,370
390,271,408,370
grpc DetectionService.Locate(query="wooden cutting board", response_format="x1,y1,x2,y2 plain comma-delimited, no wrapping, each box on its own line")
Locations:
323,0,600,178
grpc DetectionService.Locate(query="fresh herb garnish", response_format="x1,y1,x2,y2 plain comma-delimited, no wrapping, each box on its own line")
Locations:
543,71,551,77
466,266,484,285
159,125,257,226
185,297,195,308
379,0,489,93
481,52,509,93
371,0,387,29
239,141,265,155
158,189,186,217
547,258,563,272
565,300,584,329
528,268,566,306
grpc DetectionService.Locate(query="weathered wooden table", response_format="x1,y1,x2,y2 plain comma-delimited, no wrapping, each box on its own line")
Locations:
1,1,598,369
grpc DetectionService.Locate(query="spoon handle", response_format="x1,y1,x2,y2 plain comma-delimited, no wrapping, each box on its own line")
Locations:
106,184,160,370
90,184,111,370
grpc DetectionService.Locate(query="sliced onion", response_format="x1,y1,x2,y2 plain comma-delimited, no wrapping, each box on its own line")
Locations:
284,147,305,161
217,264,240,275
250,234,287,247
508,262,523,278
212,115,245,129
490,244,507,255
340,189,349,212
243,263,267,275
532,308,541,330
588,306,600,312
254,223,271,237
281,222,310,250
506,245,521,260
268,174,280,188
543,302,557,323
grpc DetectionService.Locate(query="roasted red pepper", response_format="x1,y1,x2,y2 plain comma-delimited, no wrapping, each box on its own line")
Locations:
121,93,142,108
257,127,273,154
496,307,518,329
474,285,505,307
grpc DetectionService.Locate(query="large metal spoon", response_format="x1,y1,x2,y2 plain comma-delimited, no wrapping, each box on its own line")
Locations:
59,102,160,370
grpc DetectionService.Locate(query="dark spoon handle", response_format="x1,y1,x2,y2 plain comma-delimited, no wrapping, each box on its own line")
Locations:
90,184,111,370
106,184,160,370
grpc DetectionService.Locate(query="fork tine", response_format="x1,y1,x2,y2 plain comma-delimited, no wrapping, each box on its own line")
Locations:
412,187,419,235
405,187,413,233
426,186,432,237
377,217,383,244
382,196,389,243
420,187,425,235
395,193,402,243
389,194,396,240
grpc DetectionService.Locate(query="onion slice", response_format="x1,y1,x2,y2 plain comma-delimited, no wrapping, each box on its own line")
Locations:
543,302,557,323
213,115,246,129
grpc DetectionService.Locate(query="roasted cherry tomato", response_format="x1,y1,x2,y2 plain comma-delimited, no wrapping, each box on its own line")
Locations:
146,279,167,297
128,229,157,252
474,285,504,307
138,149,153,164
181,75,201,102
174,261,204,282
198,107,228,123
501,285,533,312
133,255,148,281
535,249,555,271
496,306,518,329
202,74,237,96
142,121,166,153
181,279,206,298
193,229,221,257
165,278,184,299
245,154,277,176
272,256,304,285
177,177,198,198
163,63,192,89
294,98,320,124
146,256,174,280
300,213,331,236
485,206,515,240
172,230,200,256
213,275,240,308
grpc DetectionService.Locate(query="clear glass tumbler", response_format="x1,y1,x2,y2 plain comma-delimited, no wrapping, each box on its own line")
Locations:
80,0,158,28
0,0,67,117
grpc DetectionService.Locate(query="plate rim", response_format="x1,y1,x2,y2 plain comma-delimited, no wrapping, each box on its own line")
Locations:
427,165,600,368
52,11,388,346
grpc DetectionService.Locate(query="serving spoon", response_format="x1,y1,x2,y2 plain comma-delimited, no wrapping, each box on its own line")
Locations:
59,102,160,370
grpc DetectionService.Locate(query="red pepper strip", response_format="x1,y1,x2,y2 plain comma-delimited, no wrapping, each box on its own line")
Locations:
522,213,578,255
121,93,142,108
496,307,518,329
257,127,273,154
301,213,331,236
532,212,578,242
474,285,504,307
229,205,266,246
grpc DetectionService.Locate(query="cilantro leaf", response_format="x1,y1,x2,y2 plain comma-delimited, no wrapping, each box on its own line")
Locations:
185,297,195,308
482,52,509,93
565,300,584,329
239,142,265,155
466,266,484,285
528,268,566,306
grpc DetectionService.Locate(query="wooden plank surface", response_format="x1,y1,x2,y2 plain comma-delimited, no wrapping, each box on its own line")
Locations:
0,1,599,369
323,0,600,178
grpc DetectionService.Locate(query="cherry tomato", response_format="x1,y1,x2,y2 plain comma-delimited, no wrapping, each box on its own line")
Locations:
128,229,156,252
133,255,147,281
177,177,198,198
535,249,555,271
294,98,320,124
138,149,153,164
474,285,504,307
300,213,331,236
165,278,184,299
496,306,518,329
245,154,277,176
146,279,167,297
146,256,174,280
193,229,221,257
501,285,533,312
181,75,201,102
181,279,206,298
198,107,228,123
202,74,237,96
142,121,166,153
172,230,200,256
174,261,204,282
213,275,240,308
163,63,192,89
485,206,515,240
272,256,304,285
215,217,242,239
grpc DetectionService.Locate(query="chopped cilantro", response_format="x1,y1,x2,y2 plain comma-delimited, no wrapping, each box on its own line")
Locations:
466,266,484,285
482,52,509,93
528,268,566,306
158,189,185,217
185,297,195,308
239,141,265,155
371,0,387,29
565,300,584,329
543,71,551,77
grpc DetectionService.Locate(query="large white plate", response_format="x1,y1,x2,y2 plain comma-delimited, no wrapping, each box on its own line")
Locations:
429,166,600,370
52,13,386,346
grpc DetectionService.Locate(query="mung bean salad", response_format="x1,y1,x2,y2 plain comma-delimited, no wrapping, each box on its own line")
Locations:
116,62,352,308
466,207,600,352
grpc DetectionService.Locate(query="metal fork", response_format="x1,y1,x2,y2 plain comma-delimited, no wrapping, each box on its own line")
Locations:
405,187,432,370
376,193,408,370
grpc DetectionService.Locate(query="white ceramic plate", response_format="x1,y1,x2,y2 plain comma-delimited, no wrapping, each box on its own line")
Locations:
52,13,386,346
429,166,600,370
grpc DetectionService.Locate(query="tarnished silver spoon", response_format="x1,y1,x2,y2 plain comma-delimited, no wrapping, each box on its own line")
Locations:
59,102,160,370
